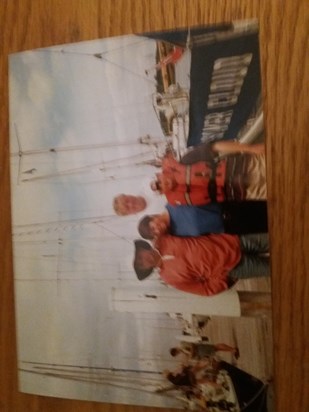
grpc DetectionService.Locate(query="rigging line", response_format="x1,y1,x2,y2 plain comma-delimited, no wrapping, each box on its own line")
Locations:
13,225,81,235
95,222,134,245
13,256,122,265
14,239,56,244
35,43,157,85
14,236,125,244
35,38,150,58
27,274,119,278
56,245,62,295
21,160,151,183
15,276,134,280
12,132,162,162
13,214,118,229
31,366,163,382
84,169,163,184
19,369,168,397
93,148,158,166
13,122,23,185
41,261,120,268
99,54,157,85
10,139,151,157
21,360,162,374
21,158,156,183
21,150,155,182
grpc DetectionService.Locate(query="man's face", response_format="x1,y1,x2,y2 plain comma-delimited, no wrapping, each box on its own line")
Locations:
136,249,157,270
118,195,146,215
149,215,168,236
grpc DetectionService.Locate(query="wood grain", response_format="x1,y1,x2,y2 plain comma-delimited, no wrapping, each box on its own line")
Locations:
0,1,308,411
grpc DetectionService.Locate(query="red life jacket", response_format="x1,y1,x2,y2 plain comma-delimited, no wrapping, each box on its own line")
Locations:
161,157,227,205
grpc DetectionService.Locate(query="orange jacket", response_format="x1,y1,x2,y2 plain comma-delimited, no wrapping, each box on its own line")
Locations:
161,157,227,205
156,234,241,296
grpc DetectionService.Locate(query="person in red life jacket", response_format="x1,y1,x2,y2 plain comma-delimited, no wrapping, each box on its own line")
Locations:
150,141,266,205
133,233,269,297
163,358,222,390
151,157,227,206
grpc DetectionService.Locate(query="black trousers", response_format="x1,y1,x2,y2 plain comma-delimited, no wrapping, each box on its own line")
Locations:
220,200,268,234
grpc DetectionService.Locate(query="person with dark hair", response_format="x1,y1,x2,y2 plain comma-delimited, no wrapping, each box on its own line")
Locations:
133,233,269,296
185,388,237,412
164,366,195,388
170,347,185,357
169,346,192,365
163,359,221,389
138,201,268,240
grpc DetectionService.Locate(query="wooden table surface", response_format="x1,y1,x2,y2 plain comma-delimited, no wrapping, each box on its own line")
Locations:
1,1,308,411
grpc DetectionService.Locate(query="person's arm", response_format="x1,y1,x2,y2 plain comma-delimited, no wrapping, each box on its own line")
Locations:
211,140,265,155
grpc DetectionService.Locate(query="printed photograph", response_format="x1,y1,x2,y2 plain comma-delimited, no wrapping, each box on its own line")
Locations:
9,20,273,411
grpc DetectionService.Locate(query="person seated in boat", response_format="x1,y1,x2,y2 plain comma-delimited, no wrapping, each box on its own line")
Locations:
184,385,238,411
150,140,266,205
163,359,222,390
133,233,270,297
137,201,268,239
